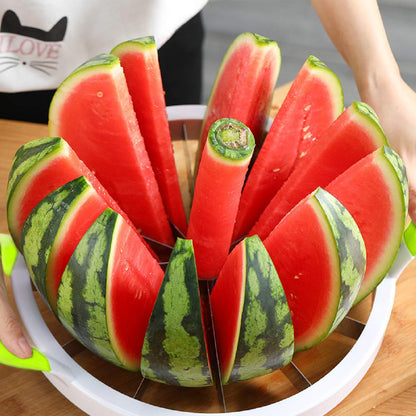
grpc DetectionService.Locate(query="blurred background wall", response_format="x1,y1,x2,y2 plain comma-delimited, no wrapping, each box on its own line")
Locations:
201,0,416,106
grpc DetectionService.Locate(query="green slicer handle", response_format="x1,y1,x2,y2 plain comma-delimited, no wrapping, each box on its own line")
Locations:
0,233,50,371
0,341,50,371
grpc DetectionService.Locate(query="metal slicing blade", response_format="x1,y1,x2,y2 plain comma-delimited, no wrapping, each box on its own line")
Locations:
182,123,195,199
199,279,227,413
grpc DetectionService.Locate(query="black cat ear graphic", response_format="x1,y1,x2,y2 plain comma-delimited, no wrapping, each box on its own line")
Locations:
0,10,68,42
0,10,20,33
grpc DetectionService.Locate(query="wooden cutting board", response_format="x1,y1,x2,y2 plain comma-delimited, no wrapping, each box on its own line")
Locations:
0,86,415,415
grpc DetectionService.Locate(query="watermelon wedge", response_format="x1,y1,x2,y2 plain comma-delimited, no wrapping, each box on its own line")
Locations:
20,176,107,315
49,54,174,246
233,55,344,241
6,137,154,257
141,238,212,387
111,37,188,236
263,188,366,351
195,32,281,172
7,137,126,251
250,102,388,240
187,118,255,279
211,235,294,384
326,146,408,304
57,208,164,371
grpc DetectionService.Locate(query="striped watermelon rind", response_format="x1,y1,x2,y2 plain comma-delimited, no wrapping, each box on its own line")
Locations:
21,176,92,310
141,238,212,387
7,137,65,249
57,208,126,368
314,189,367,331
224,235,294,384
353,146,408,304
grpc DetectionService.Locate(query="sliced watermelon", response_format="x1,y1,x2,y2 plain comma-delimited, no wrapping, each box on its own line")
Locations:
233,55,344,241
211,235,294,384
49,54,174,246
326,146,408,304
195,32,281,172
141,238,212,387
57,208,164,371
111,37,188,236
250,102,388,240
187,118,255,279
20,176,107,315
6,137,153,256
263,188,366,351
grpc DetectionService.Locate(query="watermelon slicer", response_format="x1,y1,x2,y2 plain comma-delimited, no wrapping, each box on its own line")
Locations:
6,105,416,415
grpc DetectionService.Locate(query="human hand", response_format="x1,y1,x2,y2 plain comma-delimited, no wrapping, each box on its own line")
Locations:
0,255,32,359
360,76,416,224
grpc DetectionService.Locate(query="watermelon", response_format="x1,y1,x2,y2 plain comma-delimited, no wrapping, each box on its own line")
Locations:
187,118,255,279
141,238,212,387
111,37,188,236
20,176,107,314
250,102,388,240
57,208,164,371
6,136,147,253
211,235,294,384
326,146,408,304
49,53,174,246
263,188,366,351
195,32,281,172
233,55,344,241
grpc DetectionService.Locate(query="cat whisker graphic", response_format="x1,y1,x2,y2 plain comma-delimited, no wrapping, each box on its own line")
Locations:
0,55,20,61
29,61,58,75
0,61,19,73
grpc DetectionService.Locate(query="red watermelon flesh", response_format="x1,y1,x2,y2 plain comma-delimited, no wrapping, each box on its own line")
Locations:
46,181,108,313
7,138,131,250
233,55,344,242
211,239,245,379
262,188,366,351
326,146,408,304
196,32,281,171
263,192,339,349
6,137,155,257
49,54,174,247
107,214,164,369
250,102,388,240
112,38,188,236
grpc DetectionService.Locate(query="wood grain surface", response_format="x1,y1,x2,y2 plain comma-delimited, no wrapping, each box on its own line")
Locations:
0,88,415,415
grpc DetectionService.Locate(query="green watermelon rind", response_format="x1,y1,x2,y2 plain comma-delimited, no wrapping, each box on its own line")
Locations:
314,188,366,332
354,145,408,304
141,238,212,387
21,176,92,311
349,101,389,148
56,208,127,369
224,235,294,385
110,36,156,55
207,118,256,164
7,137,62,204
304,55,344,116
7,137,67,248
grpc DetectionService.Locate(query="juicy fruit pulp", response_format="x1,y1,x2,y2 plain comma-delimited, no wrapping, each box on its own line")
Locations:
111,37,188,236
211,235,294,384
187,118,255,279
263,188,366,351
250,101,388,240
49,54,174,246
195,32,281,172
233,55,344,241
